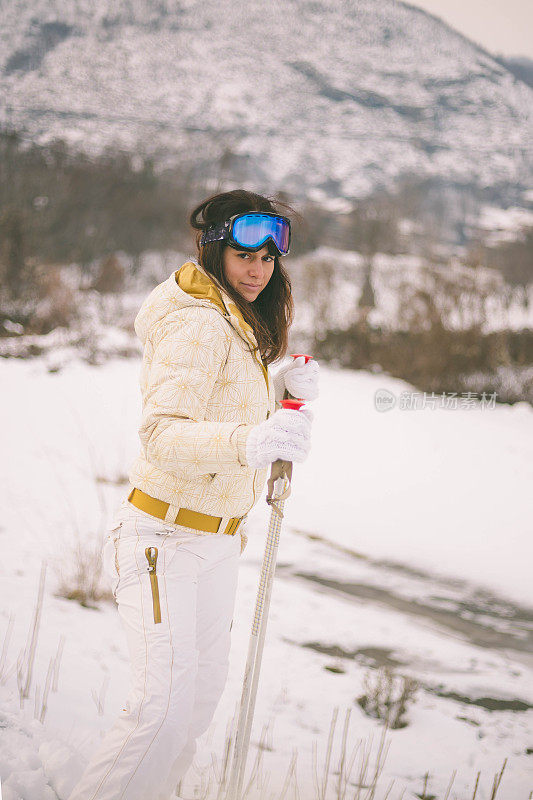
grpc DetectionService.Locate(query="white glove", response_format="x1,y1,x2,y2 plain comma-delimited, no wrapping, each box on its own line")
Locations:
245,407,313,469
272,356,320,403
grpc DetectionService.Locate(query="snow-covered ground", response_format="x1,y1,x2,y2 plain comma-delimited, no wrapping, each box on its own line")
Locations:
1,357,532,799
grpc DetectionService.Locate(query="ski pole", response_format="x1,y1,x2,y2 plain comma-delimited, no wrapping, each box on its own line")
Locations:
225,355,313,800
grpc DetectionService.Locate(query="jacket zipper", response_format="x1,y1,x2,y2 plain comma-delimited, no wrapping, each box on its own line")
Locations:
243,468,259,518
245,405,271,516
145,546,161,624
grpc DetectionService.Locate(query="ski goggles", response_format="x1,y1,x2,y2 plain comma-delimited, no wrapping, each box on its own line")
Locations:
200,212,291,255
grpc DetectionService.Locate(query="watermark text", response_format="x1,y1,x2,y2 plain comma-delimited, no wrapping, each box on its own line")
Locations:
374,388,498,411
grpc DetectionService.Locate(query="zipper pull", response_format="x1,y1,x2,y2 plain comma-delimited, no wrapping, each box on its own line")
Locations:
145,546,161,624
145,546,158,572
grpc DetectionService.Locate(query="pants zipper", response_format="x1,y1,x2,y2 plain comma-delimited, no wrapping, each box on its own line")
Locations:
114,541,120,578
145,546,161,624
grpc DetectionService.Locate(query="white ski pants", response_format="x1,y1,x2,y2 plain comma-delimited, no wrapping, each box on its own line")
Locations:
68,500,242,800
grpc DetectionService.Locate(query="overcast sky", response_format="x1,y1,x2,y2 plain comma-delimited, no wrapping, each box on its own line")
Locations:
404,0,533,59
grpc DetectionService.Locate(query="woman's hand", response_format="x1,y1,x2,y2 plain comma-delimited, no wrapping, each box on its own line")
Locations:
272,356,320,402
245,407,313,469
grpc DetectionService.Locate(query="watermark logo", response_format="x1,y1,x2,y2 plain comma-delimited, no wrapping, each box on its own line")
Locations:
374,388,397,412
374,389,498,410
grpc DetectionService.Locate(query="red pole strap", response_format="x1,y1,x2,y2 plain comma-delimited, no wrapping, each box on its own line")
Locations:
280,398,305,411
289,353,313,363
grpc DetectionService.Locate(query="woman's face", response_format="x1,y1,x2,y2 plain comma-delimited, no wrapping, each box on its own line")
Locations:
222,244,275,302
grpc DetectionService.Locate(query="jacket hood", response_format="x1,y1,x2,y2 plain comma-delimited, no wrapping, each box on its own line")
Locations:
134,261,261,355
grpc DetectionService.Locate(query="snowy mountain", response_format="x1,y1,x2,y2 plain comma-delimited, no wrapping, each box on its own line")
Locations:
497,55,533,90
1,0,532,202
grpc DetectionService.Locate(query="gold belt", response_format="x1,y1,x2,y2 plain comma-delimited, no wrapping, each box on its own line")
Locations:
127,488,243,536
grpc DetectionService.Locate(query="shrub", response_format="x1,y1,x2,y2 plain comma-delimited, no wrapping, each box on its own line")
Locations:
92,254,126,294
357,667,418,730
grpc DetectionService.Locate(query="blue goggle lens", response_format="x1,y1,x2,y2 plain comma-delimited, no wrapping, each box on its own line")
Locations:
232,214,290,254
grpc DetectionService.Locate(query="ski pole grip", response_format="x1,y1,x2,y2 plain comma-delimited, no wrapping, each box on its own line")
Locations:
290,353,313,363
280,399,305,411
282,354,314,402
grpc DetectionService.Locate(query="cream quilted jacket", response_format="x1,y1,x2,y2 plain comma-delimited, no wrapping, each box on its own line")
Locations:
128,261,276,551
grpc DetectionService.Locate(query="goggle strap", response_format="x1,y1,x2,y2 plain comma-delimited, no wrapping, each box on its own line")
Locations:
200,220,231,245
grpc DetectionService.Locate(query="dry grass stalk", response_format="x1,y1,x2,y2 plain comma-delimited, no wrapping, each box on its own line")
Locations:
52,635,65,692
34,682,40,719
0,613,15,684
335,708,351,800
344,741,362,798
35,634,65,723
18,560,46,706
214,709,239,800
312,738,320,799
241,721,271,799
277,748,298,800
91,673,110,716
354,734,371,800
365,725,391,800
0,659,17,686
381,780,395,800
419,772,431,799
16,648,25,701
489,760,506,800
321,706,338,800
442,770,456,800
325,708,365,800
37,655,55,723
471,771,480,800
197,761,214,800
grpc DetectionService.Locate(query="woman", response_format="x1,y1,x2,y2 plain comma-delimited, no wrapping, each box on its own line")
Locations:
68,189,319,800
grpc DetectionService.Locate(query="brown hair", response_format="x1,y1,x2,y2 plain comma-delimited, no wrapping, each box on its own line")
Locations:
189,189,295,365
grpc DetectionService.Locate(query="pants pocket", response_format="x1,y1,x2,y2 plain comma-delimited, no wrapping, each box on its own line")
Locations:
114,530,193,623
142,536,197,624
